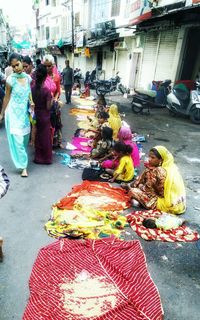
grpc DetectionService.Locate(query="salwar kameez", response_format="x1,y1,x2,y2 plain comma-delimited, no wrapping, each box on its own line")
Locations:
5,73,31,169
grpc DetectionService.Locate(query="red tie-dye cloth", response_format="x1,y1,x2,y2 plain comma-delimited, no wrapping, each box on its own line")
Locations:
55,181,131,211
127,209,199,242
23,238,164,320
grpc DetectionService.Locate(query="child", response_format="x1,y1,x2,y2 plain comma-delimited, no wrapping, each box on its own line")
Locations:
92,111,110,148
91,126,113,159
105,142,134,183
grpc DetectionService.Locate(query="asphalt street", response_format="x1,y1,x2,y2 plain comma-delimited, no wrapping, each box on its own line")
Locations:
0,92,200,320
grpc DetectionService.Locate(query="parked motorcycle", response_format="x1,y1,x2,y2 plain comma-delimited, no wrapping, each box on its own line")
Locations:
95,72,127,96
167,81,200,124
131,80,171,114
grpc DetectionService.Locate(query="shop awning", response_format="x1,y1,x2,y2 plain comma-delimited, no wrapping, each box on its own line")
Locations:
86,34,119,48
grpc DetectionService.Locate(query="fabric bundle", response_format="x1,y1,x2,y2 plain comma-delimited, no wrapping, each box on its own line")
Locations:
56,181,131,211
23,238,164,320
127,209,199,242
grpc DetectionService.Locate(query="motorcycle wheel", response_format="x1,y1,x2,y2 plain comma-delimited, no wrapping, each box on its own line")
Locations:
96,85,107,96
190,107,200,124
131,99,143,114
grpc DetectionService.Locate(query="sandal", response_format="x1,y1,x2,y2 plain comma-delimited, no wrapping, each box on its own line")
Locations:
21,169,28,177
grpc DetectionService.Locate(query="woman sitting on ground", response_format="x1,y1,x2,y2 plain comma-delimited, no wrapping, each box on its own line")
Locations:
108,104,122,140
92,111,110,148
106,142,134,183
91,127,113,159
127,146,186,214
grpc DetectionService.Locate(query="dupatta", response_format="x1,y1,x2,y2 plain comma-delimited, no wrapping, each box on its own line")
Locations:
155,146,186,214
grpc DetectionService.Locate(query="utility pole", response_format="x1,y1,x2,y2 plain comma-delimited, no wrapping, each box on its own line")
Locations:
71,0,74,69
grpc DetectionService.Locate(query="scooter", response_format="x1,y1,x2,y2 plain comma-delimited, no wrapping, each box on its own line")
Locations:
95,72,127,96
167,82,200,124
131,80,171,114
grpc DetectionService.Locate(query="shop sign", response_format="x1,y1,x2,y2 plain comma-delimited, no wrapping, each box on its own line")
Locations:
76,31,84,48
129,0,152,25
156,0,184,6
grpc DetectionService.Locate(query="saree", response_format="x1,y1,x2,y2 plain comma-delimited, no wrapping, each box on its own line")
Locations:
155,146,186,214
108,104,122,140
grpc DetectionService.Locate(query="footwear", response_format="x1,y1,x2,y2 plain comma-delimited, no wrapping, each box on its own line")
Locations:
21,169,28,177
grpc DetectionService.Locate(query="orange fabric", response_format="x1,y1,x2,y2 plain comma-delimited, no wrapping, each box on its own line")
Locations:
55,181,131,211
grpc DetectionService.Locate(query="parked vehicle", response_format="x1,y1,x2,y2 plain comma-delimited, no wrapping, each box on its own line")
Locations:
95,72,127,96
131,80,171,114
167,81,200,124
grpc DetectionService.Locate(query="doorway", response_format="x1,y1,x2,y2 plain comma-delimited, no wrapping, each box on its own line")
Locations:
179,28,200,80
128,52,141,90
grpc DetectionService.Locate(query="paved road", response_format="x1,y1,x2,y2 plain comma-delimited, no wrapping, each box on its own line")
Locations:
0,93,200,319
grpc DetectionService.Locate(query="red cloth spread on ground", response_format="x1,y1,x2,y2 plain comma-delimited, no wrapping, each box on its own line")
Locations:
56,181,131,211
23,238,163,320
127,210,199,242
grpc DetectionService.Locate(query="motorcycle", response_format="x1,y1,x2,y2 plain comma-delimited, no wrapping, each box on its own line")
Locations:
167,81,200,124
95,72,127,96
131,80,171,114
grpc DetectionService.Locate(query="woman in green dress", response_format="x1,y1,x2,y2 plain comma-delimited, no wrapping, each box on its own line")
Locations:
0,53,33,177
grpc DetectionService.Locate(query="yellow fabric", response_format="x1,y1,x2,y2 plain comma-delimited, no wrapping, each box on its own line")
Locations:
115,155,134,182
155,146,186,214
45,206,127,239
108,104,122,140
78,117,98,130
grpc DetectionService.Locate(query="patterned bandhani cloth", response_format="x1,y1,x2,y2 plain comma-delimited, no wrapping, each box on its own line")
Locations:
45,207,128,239
23,238,164,320
127,210,199,242
56,181,131,211
70,137,92,155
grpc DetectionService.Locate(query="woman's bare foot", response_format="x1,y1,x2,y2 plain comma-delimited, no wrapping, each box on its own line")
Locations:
21,169,28,177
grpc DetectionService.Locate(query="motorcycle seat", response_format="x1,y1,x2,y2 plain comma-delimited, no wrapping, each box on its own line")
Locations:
135,88,157,98
173,88,190,102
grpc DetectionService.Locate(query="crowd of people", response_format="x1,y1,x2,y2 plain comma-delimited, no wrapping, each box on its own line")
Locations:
0,52,186,216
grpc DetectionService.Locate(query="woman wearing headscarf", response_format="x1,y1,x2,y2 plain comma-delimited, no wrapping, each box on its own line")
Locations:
127,146,186,214
43,54,62,148
0,53,33,177
108,104,121,140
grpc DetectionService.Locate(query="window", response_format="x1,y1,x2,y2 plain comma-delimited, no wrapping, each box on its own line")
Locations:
46,0,49,5
75,12,80,27
111,0,121,17
46,26,50,40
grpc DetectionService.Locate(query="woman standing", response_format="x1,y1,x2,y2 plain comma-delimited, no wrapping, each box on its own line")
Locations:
0,53,33,177
32,64,52,164
43,55,63,148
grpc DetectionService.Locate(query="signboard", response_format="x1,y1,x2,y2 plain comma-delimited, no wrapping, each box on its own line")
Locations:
156,0,184,5
76,31,84,48
129,0,152,25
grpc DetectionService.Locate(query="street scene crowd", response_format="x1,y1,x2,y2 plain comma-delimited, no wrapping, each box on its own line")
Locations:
0,0,200,319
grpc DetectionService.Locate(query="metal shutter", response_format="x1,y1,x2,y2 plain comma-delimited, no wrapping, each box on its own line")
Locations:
139,31,159,88
154,28,179,81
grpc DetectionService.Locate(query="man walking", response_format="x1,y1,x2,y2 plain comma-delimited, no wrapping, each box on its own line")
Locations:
62,60,74,104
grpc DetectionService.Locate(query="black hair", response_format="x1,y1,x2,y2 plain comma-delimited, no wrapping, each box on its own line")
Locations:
36,58,41,67
142,219,157,229
35,64,47,93
98,111,109,120
101,126,113,140
8,53,22,64
74,128,84,137
113,142,132,155
97,94,107,107
22,55,32,65
150,148,162,160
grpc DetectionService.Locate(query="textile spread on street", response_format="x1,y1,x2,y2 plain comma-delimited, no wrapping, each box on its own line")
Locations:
70,137,92,154
45,207,127,239
69,108,95,116
23,238,164,320
127,210,199,242
45,181,131,239
72,97,96,106
56,181,131,211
